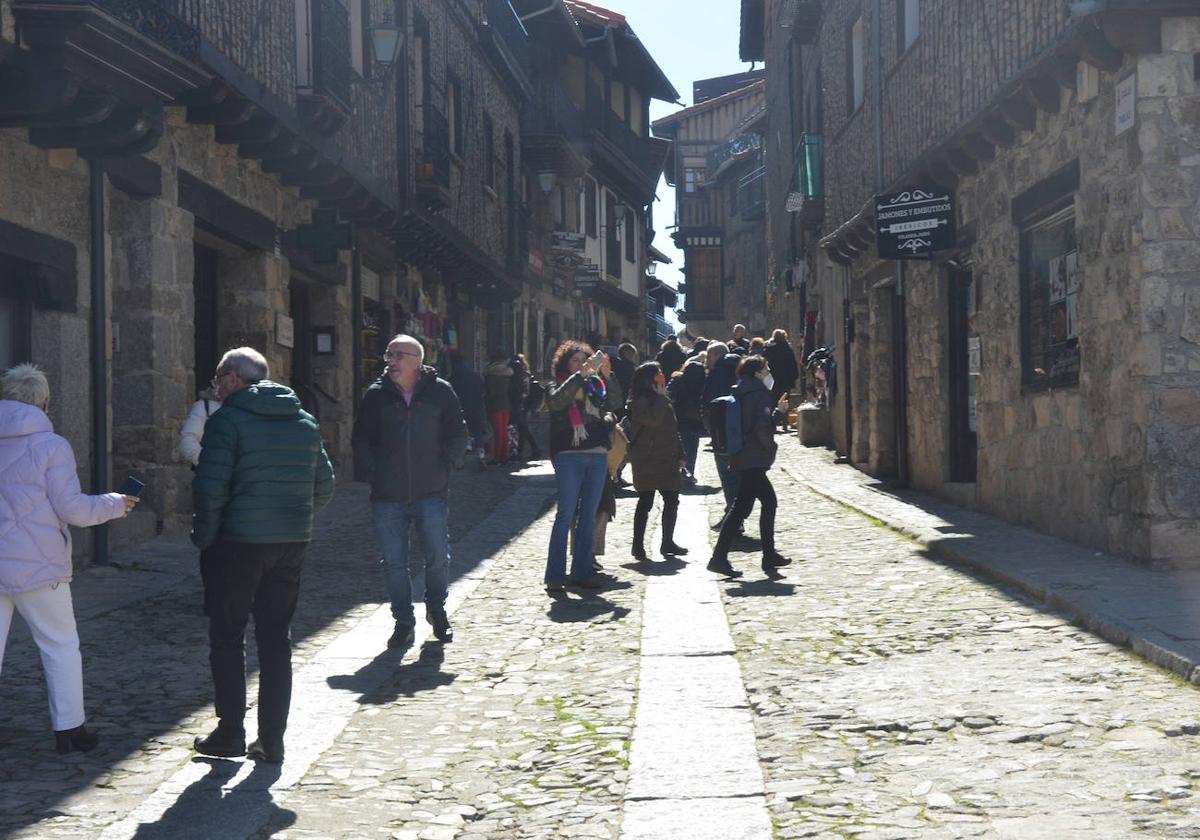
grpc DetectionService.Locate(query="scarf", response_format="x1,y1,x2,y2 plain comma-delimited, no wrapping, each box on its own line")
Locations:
566,375,607,446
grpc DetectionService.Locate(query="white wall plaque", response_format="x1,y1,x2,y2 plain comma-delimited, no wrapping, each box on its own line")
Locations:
1115,73,1136,136
276,312,295,349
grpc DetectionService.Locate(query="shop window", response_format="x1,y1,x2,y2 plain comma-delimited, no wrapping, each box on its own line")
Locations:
447,75,464,158
848,16,865,114
1020,206,1079,388
605,191,621,278
897,0,920,54
585,177,598,238
624,207,636,263
0,280,32,373
482,112,495,190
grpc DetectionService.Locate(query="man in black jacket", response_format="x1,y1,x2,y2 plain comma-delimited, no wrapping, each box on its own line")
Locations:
353,335,468,649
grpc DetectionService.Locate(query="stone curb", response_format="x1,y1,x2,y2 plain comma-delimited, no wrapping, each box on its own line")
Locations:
779,464,1200,686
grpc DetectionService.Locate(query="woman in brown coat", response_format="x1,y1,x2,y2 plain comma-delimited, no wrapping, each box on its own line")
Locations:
626,362,688,561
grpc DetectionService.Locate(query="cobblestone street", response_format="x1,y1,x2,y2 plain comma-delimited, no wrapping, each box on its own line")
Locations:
3,437,1200,838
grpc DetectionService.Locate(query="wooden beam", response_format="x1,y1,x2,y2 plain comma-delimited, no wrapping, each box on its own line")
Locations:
1079,22,1123,72
301,176,356,201
30,104,154,151
0,67,77,118
1103,12,1160,55
1025,75,1061,114
0,90,117,128
927,162,959,189
999,95,1037,132
241,133,299,162
263,149,320,177
980,116,1015,148
1046,55,1079,88
962,133,995,162
946,149,979,176
215,111,280,146
281,162,339,188
187,97,255,126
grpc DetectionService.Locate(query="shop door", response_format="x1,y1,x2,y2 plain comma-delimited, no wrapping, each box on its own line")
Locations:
0,271,32,370
290,282,318,420
948,269,978,482
193,244,220,397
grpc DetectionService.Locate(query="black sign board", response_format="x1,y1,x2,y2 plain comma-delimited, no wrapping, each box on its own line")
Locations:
574,265,601,289
874,188,955,260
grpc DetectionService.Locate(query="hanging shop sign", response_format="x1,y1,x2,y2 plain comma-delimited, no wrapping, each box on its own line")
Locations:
550,231,587,269
874,188,956,260
574,265,601,289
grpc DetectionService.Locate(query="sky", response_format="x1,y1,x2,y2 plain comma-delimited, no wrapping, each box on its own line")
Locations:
591,0,753,326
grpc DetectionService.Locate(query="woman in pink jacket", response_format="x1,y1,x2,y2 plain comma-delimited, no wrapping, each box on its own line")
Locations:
0,364,138,754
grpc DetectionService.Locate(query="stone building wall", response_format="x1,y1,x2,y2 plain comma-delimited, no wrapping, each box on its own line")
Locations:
411,0,523,275
1138,18,1200,564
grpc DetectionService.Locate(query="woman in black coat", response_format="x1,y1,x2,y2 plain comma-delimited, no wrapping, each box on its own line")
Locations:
626,362,688,561
706,355,792,578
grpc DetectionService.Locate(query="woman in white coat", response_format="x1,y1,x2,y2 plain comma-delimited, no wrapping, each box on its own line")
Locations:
0,364,138,753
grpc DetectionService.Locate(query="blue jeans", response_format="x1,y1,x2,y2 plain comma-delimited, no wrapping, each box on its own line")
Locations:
546,452,608,583
372,496,450,625
680,428,701,475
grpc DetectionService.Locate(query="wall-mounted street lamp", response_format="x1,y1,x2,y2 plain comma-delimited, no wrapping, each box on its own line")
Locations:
370,16,404,68
537,171,557,194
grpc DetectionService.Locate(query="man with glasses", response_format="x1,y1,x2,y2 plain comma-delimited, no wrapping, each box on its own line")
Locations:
352,335,467,649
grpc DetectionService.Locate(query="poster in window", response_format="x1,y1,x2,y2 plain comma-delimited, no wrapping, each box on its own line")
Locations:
1050,301,1069,344
1048,255,1067,302
1065,251,1080,294
1066,294,1079,341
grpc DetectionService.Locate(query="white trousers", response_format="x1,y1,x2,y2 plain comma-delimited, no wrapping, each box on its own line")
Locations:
0,582,86,731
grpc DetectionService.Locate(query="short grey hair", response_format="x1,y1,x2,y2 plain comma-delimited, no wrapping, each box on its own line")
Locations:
1,363,51,407
388,334,425,361
217,347,269,382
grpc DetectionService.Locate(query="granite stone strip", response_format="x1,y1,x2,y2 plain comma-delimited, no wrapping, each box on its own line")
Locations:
620,490,772,840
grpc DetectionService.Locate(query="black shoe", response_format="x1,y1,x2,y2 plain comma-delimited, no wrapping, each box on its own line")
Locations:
545,581,566,595
661,542,689,556
427,611,454,643
388,623,416,649
246,737,284,764
571,574,607,589
193,723,246,758
55,724,99,755
763,552,792,568
632,546,649,562
706,558,742,578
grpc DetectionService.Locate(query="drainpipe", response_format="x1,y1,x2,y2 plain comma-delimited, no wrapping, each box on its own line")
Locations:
870,0,909,485
842,263,853,461
89,156,109,566
352,229,363,413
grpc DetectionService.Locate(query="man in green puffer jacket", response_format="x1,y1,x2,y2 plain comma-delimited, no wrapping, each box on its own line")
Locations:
190,347,334,765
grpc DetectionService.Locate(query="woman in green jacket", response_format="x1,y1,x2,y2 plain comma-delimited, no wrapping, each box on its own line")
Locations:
626,362,688,562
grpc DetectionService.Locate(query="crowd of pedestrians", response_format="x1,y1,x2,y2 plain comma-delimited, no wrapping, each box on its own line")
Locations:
0,322,800,760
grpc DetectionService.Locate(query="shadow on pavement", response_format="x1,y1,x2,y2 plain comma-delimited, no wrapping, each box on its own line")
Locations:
620,557,687,577
726,578,797,598
547,595,632,624
0,464,551,836
326,642,455,705
130,761,292,840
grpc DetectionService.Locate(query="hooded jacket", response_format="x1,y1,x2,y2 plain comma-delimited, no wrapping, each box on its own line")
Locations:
702,353,741,408
352,367,468,502
0,400,126,594
191,382,334,549
668,358,706,430
729,375,780,472
626,393,685,493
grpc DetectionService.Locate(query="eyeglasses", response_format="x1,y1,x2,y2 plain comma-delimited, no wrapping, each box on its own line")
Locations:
210,370,233,391
384,350,421,360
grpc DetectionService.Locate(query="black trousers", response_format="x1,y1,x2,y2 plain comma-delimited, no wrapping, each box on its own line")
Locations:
512,411,540,458
712,469,777,560
634,490,679,550
201,540,306,741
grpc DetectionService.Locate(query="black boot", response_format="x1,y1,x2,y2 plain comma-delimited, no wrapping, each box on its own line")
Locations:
632,504,649,562
55,724,98,755
660,495,687,555
194,720,246,758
